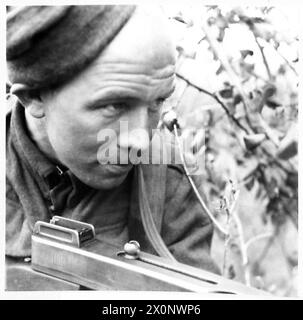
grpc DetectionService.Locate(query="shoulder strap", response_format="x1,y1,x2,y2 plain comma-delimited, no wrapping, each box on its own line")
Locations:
137,165,176,262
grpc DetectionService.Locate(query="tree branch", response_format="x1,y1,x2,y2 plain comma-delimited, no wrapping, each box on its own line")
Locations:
251,31,273,80
175,72,297,176
173,124,229,236
276,48,298,76
199,18,256,130
176,72,250,134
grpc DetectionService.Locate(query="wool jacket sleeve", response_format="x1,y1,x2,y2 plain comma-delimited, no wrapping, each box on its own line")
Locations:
161,165,221,274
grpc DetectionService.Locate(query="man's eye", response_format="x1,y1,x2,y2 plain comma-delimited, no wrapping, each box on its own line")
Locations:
102,103,128,114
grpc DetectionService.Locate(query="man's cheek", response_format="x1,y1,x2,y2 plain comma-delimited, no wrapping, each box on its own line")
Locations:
96,129,118,165
47,123,83,161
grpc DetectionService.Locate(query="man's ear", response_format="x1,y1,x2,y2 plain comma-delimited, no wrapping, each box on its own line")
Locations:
10,83,45,118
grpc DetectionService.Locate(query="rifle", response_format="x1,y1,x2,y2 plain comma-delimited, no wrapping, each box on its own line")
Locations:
6,216,267,295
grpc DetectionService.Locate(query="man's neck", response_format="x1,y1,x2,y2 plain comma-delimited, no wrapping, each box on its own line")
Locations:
24,109,61,165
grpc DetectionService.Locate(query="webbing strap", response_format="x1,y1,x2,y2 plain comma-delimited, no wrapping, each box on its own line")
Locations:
137,165,176,262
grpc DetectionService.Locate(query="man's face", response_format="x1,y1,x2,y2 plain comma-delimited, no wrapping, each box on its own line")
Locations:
40,7,176,189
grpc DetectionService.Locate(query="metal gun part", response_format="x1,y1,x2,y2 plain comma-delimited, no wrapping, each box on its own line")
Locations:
7,216,268,295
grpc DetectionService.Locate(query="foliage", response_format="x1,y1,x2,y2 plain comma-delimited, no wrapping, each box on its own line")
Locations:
162,4,299,296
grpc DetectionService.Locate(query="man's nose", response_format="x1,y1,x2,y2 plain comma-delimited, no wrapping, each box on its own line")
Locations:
119,106,151,151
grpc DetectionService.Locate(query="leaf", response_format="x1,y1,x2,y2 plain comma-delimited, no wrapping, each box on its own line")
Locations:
269,203,287,226
216,14,228,29
240,50,254,59
263,84,276,99
219,87,233,99
277,124,298,159
243,62,255,73
245,176,255,191
277,140,297,160
255,184,264,199
243,133,266,150
217,28,225,42
266,178,279,199
278,65,286,75
233,94,242,106
172,16,187,24
216,64,224,75
266,99,281,109
286,172,298,189
206,5,218,10
176,46,184,54
207,16,216,26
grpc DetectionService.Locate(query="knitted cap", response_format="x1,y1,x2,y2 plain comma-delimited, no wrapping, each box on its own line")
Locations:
7,5,136,89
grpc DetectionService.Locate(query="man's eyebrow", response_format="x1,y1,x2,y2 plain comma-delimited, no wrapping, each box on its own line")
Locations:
86,89,139,106
87,85,176,105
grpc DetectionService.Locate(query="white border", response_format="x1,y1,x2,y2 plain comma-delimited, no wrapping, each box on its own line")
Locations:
1,0,302,301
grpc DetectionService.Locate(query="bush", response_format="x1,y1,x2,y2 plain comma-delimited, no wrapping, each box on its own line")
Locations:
162,4,298,296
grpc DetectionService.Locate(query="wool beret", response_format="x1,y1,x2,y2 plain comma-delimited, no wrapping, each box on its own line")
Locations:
7,5,136,90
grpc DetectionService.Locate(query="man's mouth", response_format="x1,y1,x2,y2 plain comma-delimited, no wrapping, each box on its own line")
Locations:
102,163,133,176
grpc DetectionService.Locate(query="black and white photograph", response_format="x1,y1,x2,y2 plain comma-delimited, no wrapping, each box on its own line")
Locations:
3,0,301,302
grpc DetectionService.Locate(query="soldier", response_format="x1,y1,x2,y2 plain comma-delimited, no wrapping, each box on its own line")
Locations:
6,5,219,278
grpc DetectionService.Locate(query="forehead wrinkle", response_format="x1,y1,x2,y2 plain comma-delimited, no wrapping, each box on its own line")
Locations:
90,74,175,102
91,59,175,78
87,60,176,101
98,72,175,89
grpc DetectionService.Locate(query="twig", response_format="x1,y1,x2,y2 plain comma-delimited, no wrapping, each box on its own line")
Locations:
248,69,272,84
176,72,250,134
238,164,259,184
175,72,296,177
199,17,297,157
222,218,231,277
200,21,290,151
245,232,274,252
228,190,251,286
199,18,255,130
240,17,298,77
260,146,296,174
255,228,277,264
196,10,298,175
251,31,273,80
220,187,251,285
173,124,229,235
257,114,280,147
276,48,298,76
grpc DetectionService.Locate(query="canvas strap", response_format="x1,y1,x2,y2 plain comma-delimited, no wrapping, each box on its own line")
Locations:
137,165,176,262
